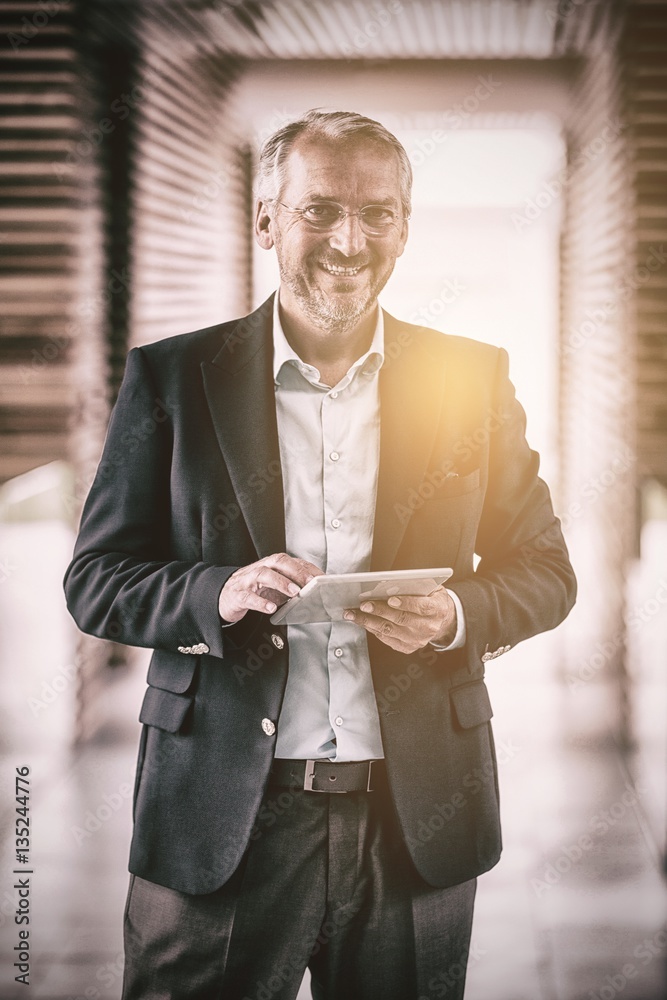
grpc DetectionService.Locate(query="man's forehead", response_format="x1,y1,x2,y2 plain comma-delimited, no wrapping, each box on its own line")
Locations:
282,134,401,191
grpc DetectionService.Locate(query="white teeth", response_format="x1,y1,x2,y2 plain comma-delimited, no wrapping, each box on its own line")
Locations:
321,262,363,276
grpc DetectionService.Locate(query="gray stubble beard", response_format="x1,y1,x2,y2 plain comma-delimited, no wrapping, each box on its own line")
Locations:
278,262,394,335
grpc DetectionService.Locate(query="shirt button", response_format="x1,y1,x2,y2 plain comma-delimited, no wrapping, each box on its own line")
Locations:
334,716,343,727
330,391,339,399
331,518,341,529
270,633,284,649
261,718,276,736
329,451,340,462
334,647,344,657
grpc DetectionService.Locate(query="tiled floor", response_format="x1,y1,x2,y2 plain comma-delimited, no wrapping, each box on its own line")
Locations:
1,518,665,1000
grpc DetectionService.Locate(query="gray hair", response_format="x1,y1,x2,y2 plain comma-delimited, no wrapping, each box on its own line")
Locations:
256,108,412,216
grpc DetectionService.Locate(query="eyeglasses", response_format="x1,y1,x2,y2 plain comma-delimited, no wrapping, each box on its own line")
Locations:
272,200,409,236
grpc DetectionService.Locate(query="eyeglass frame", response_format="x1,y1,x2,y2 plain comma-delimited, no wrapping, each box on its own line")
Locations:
269,199,410,235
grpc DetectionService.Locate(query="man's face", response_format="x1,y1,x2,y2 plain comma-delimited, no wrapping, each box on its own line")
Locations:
256,135,408,334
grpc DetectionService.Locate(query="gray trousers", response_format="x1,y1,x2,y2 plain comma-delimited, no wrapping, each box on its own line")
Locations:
122,766,476,1000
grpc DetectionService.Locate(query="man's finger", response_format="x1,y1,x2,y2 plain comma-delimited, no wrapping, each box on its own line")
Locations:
220,587,278,621
249,568,301,598
385,592,448,617
263,553,323,586
237,589,278,614
356,600,413,627
232,567,307,599
345,608,401,636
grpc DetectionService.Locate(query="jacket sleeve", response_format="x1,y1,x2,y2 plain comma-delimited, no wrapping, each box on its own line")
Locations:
447,346,576,671
63,346,235,659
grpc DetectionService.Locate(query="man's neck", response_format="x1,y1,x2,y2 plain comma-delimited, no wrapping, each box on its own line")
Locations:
278,300,378,388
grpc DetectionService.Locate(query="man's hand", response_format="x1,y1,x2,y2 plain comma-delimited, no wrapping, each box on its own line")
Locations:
218,553,323,623
343,586,457,654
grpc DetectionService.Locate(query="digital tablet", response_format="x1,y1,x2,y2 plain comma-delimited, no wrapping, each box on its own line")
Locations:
269,568,453,625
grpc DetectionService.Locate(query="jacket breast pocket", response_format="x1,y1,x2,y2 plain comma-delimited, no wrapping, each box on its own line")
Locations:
139,686,193,733
438,468,481,498
449,679,493,729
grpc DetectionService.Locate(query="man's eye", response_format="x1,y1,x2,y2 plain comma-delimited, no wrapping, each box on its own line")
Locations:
361,206,394,223
302,204,341,223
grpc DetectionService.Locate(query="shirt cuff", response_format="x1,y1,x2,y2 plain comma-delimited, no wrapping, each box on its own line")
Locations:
429,588,466,651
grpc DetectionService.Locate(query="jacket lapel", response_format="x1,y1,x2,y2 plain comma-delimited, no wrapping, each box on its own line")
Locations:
202,298,446,570
371,313,447,570
201,295,286,559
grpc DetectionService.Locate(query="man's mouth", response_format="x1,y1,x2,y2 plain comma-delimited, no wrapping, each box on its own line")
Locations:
319,261,367,277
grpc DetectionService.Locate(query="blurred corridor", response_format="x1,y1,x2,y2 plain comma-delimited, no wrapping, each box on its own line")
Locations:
1,1,666,997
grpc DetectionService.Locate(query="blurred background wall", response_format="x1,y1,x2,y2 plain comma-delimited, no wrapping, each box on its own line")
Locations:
0,1,666,998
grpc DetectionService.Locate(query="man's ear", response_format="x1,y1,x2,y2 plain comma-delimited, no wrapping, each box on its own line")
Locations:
254,199,275,250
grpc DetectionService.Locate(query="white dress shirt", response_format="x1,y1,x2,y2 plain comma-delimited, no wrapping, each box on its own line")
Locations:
271,291,465,761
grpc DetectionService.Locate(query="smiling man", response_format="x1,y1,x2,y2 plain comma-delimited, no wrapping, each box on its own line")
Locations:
64,109,576,1000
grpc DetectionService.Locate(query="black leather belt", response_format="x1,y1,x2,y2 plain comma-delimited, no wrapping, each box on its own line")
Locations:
269,758,382,793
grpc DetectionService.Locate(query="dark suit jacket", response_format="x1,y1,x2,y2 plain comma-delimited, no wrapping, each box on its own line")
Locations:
64,294,576,895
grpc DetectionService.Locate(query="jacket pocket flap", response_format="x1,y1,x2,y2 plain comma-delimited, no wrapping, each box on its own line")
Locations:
439,468,480,498
147,650,197,693
450,680,493,729
139,686,193,732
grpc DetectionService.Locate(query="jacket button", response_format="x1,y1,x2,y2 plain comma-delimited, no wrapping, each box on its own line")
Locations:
271,633,284,649
261,718,276,736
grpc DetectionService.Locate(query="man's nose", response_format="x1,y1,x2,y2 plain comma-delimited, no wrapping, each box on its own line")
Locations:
328,213,367,257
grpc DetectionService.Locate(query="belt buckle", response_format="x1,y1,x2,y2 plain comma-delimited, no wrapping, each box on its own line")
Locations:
303,760,322,792
303,760,375,793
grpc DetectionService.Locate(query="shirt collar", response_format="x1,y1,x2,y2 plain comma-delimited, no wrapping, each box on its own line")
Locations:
272,288,384,386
